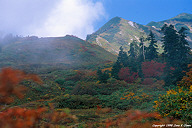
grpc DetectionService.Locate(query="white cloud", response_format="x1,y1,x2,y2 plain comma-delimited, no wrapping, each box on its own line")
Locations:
0,0,106,39
0,0,58,36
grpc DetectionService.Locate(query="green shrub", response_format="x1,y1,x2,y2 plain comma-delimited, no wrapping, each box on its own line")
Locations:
64,80,76,86
95,78,128,95
62,80,76,91
70,79,128,96
55,78,65,85
154,87,192,123
54,94,100,109
97,85,163,110
71,82,98,95
98,89,132,110
65,70,84,82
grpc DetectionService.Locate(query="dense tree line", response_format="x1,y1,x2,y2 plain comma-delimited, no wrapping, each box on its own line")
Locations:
99,24,191,86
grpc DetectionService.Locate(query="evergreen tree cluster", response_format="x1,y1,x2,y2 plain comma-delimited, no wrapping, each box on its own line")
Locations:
161,25,191,85
146,31,158,61
109,24,191,86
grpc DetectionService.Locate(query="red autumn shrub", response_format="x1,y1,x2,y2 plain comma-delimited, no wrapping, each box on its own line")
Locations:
142,60,166,78
142,78,154,85
0,107,46,128
104,110,182,128
118,67,138,83
0,67,42,104
0,68,77,128
0,104,77,128
0,67,44,128
177,64,192,88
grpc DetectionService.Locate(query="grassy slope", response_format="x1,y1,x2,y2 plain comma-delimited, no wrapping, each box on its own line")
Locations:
0,35,116,72
1,38,167,127
9,67,166,127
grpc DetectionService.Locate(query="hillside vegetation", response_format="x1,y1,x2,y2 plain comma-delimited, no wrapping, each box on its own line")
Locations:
0,14,192,128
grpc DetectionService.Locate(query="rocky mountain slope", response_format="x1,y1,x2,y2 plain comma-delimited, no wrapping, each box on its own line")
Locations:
86,13,192,54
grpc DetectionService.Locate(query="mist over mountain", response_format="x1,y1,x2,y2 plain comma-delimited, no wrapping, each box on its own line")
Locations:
0,13,191,71
0,35,116,72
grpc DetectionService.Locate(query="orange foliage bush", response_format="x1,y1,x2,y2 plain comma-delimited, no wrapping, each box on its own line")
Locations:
0,68,77,128
178,64,192,88
0,67,42,104
95,105,112,115
0,105,77,128
104,110,182,128
0,107,46,128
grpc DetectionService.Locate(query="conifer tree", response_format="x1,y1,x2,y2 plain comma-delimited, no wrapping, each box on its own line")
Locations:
128,40,138,59
138,36,146,62
161,24,191,85
111,46,129,79
178,27,191,68
146,31,158,61
161,24,180,67
118,46,129,67
111,61,121,79
128,40,139,72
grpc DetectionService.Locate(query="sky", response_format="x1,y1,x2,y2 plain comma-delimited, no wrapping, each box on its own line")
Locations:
0,0,192,39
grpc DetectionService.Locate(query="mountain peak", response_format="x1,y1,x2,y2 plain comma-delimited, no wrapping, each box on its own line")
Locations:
176,13,192,17
112,16,121,19
107,16,122,24
87,16,122,37
170,13,192,22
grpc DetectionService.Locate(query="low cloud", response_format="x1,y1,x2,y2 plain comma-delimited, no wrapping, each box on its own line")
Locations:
0,0,106,39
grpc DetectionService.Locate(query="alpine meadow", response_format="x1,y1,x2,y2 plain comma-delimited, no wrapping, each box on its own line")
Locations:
0,0,192,128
